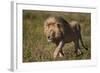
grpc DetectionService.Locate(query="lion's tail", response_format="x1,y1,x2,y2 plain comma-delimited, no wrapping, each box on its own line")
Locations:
79,26,88,50
80,33,88,50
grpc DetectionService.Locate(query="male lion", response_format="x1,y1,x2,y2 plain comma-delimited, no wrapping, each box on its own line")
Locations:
44,16,88,59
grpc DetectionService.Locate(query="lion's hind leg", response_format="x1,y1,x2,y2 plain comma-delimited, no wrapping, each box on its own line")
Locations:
74,40,83,56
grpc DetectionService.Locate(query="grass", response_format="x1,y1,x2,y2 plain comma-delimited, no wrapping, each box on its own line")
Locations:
23,10,91,62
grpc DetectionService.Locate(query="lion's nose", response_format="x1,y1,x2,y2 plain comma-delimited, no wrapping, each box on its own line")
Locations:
48,36,50,39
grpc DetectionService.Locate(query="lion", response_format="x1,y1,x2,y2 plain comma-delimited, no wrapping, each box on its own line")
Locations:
44,16,88,59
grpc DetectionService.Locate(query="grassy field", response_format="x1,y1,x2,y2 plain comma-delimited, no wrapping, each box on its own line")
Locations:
23,10,91,62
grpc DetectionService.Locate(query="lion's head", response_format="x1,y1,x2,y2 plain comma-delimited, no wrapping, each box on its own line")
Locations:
44,16,63,42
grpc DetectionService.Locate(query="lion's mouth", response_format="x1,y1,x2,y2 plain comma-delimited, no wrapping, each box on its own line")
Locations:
48,39,52,42
47,35,55,42
47,38,53,42
47,37,54,42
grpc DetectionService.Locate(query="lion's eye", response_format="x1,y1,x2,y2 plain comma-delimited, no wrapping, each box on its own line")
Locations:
47,23,51,26
48,22,55,26
57,24,60,28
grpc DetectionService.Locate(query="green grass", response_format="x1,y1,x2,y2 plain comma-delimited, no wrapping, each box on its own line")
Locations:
23,10,91,62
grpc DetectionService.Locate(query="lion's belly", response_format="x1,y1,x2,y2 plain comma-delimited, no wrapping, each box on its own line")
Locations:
64,37,74,43
64,32,77,43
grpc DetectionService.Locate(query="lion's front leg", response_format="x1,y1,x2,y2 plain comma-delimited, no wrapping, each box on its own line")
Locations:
53,41,64,59
58,49,64,57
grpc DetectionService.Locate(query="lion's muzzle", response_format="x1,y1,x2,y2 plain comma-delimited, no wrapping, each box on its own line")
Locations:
47,36,53,42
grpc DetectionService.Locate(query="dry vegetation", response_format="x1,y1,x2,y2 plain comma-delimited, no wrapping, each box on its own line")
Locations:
23,10,91,62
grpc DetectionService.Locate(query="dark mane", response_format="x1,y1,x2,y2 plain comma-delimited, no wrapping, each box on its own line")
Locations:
55,16,72,36
55,16,69,25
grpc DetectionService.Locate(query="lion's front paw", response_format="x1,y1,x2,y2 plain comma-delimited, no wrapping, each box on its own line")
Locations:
53,52,58,59
58,52,64,58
